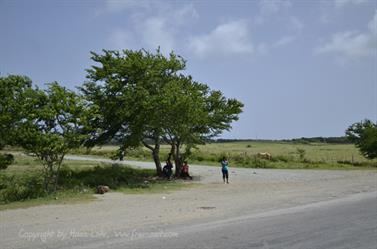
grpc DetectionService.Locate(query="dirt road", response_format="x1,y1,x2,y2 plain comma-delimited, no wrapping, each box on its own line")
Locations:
1,156,376,249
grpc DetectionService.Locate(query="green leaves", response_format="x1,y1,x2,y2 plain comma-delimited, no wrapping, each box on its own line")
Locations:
81,48,244,174
17,83,89,192
346,119,377,159
82,49,187,148
0,75,32,148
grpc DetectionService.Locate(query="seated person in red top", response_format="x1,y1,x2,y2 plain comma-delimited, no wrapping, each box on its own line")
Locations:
180,161,193,180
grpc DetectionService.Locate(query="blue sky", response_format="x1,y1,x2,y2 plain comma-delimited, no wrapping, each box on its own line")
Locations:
1,0,376,139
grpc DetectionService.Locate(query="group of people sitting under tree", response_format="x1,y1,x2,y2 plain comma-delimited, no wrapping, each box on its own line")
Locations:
162,153,231,184
162,153,192,180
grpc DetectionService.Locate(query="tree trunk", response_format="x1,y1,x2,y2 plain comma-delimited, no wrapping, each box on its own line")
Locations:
53,154,65,193
143,141,162,176
152,146,162,176
45,161,54,193
174,141,183,177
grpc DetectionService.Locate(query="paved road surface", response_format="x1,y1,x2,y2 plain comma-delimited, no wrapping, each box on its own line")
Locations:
71,191,377,249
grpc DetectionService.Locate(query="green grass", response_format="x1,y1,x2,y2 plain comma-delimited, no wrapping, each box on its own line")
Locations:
0,190,95,211
0,153,188,210
191,141,377,169
194,141,370,163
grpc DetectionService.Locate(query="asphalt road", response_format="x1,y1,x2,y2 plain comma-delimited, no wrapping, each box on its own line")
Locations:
65,191,377,249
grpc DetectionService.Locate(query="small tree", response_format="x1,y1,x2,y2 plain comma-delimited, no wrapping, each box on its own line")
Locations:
0,75,33,170
346,119,377,159
17,83,88,193
296,148,306,161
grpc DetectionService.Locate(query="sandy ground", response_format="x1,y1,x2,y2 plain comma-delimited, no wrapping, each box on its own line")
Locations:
0,156,376,249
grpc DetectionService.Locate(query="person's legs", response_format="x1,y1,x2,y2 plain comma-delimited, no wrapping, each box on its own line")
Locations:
225,171,229,183
167,169,172,179
222,170,226,183
163,168,168,178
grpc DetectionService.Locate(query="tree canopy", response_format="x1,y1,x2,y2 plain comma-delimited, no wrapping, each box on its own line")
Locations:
346,119,377,159
81,49,243,175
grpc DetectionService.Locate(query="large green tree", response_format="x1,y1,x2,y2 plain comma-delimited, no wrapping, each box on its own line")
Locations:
346,119,377,159
81,49,243,176
17,83,88,192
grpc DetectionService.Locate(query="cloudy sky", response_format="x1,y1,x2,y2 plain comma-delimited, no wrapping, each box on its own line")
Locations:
1,0,376,139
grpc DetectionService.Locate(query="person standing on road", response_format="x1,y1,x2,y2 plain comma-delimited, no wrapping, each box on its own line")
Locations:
221,156,229,184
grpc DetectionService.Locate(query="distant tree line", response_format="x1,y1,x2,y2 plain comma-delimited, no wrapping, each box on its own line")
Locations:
213,137,351,144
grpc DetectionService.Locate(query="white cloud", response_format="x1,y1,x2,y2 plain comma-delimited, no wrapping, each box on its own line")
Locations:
258,0,292,15
316,10,377,59
368,9,377,34
334,0,368,8
273,36,296,47
317,32,374,57
189,20,254,56
253,0,301,50
107,3,198,53
172,3,199,26
255,0,292,24
109,29,133,50
140,17,175,52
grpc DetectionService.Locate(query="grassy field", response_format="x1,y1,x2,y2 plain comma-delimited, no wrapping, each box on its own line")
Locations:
72,141,377,169
195,141,369,162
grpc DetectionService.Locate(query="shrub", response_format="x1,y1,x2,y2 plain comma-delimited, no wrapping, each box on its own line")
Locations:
0,154,14,170
0,173,45,203
0,163,159,204
337,160,377,167
58,164,153,190
252,157,268,168
270,155,293,163
296,148,306,161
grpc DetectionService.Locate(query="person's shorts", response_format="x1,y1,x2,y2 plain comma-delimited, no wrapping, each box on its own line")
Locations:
222,169,228,175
